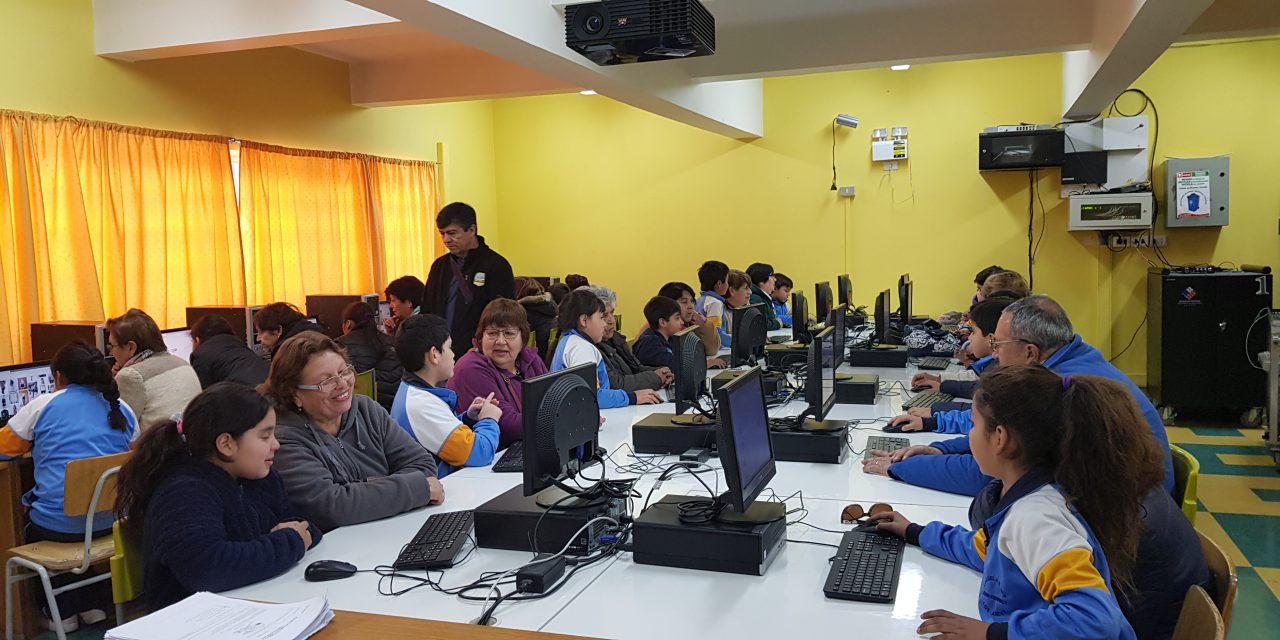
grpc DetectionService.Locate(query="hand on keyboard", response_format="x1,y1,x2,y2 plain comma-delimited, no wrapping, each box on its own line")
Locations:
906,406,932,418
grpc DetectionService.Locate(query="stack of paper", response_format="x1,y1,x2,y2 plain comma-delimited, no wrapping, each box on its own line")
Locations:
107,592,333,640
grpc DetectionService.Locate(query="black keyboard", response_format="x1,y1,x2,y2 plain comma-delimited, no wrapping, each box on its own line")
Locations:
901,391,954,409
492,441,524,473
822,529,905,603
392,510,474,570
864,435,910,460
916,357,952,370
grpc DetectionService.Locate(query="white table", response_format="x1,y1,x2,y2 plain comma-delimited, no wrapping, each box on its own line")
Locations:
224,359,984,635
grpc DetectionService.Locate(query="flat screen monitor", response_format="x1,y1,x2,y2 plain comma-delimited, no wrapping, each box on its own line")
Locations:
714,367,776,514
804,327,837,422
898,279,914,326
161,328,193,363
790,292,810,344
814,282,833,324
728,304,767,368
874,289,894,345
671,325,708,420
829,304,847,366
837,274,853,307
0,361,54,427
377,302,393,334
522,363,601,501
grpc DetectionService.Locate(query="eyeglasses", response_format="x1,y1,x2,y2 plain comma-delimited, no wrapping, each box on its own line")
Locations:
841,502,894,525
482,328,521,342
988,338,1034,351
297,364,356,394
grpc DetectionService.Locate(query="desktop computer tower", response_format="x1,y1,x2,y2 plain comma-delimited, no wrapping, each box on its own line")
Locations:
1147,270,1272,414
305,294,380,339
30,321,107,361
186,306,264,348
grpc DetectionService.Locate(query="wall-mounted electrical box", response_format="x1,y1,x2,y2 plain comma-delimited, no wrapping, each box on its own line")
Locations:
1166,156,1229,228
979,129,1063,171
871,139,907,161
1068,192,1154,230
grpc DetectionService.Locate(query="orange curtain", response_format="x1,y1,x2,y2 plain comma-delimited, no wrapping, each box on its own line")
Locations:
365,157,439,288
0,111,242,363
238,142,379,308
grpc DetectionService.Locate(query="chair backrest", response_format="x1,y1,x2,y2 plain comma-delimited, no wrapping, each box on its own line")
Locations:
1196,529,1237,632
1170,444,1200,524
1172,585,1224,640
353,368,376,400
63,451,132,516
110,518,144,606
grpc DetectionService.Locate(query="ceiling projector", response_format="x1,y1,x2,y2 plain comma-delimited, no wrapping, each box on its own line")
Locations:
565,0,715,66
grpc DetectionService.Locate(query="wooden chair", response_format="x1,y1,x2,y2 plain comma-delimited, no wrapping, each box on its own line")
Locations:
1170,444,1200,524
1172,585,1224,640
4,451,130,640
353,369,377,400
1196,529,1238,633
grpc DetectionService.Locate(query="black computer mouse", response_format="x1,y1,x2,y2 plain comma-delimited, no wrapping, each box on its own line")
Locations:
882,423,906,433
305,560,358,582
911,384,932,392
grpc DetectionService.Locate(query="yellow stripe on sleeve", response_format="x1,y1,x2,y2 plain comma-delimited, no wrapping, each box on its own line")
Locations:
1036,547,1109,602
436,425,476,467
973,528,989,561
0,427,32,458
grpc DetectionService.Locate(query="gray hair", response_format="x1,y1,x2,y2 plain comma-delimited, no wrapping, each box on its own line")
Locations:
580,285,616,307
1003,295,1074,354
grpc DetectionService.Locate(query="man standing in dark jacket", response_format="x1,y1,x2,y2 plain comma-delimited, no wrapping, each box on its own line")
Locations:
190,315,269,389
424,203,515,352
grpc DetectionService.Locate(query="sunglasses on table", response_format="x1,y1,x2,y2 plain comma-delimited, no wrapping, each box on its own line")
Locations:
841,502,894,525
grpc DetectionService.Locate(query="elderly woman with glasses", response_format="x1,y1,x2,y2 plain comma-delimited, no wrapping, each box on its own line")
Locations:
447,298,549,449
263,332,442,531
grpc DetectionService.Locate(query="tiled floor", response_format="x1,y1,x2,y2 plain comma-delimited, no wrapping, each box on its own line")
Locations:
1166,425,1280,638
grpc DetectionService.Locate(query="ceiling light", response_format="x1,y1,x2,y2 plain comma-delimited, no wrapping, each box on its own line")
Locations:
890,64,910,71
579,90,597,95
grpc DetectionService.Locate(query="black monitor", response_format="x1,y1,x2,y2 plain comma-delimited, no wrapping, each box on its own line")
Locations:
829,304,847,366
729,304,767,367
521,363,601,504
714,367,777,516
0,361,54,427
897,278,913,326
670,325,711,425
803,327,837,423
790,291,810,344
837,274,853,308
874,289,897,345
814,282,833,323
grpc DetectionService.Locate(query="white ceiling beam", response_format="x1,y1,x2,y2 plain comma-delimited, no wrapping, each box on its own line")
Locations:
350,53,578,106
93,0,404,61
348,0,763,140
1062,0,1216,119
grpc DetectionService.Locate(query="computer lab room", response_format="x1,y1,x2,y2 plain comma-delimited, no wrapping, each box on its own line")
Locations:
1,1,1277,639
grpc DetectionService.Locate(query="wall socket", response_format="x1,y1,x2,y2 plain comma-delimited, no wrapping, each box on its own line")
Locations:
1105,233,1168,249
882,162,899,171
837,186,856,198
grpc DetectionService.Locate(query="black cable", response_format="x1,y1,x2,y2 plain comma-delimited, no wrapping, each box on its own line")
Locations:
788,538,840,550
830,118,838,191
1109,314,1148,363
1032,169,1048,268
1027,169,1036,290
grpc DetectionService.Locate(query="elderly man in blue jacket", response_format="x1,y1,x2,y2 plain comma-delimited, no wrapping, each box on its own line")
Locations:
863,295,1175,496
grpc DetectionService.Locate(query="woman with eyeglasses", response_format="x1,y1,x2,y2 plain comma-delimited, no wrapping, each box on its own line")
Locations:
262,332,442,531
107,308,202,433
447,299,548,449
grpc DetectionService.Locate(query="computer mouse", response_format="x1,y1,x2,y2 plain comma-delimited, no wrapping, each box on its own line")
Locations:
882,423,905,433
911,385,931,393
305,560,358,582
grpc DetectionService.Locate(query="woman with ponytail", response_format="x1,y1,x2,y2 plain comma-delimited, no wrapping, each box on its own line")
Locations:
336,301,401,410
115,383,322,610
871,365,1166,639
0,342,137,629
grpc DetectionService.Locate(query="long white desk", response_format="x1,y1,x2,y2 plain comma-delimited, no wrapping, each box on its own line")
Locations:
224,355,984,636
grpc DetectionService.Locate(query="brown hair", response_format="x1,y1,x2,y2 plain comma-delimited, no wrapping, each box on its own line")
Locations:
514,277,544,300
980,271,1030,299
253,302,305,333
973,365,1165,592
107,308,167,354
726,270,751,292
475,298,531,349
259,332,349,410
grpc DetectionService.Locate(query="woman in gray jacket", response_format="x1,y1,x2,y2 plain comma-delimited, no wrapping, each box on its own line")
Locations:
262,331,443,531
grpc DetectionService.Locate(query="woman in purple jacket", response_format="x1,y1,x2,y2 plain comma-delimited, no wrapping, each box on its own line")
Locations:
448,299,549,449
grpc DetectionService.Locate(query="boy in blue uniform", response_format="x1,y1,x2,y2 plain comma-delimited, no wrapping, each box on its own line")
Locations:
633,296,684,369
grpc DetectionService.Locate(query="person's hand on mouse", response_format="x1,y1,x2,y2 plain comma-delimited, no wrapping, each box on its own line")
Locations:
917,610,989,640
272,521,313,549
906,406,933,418
910,373,941,392
426,476,445,505
887,414,925,432
867,510,913,538
634,389,663,405
707,357,727,369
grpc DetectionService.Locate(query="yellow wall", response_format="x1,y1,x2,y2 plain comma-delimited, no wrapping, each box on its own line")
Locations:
493,39,1280,382
0,0,501,242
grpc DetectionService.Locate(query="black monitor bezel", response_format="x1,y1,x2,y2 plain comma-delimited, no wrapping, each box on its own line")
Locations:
671,324,707,415
804,326,837,421
790,291,810,344
729,304,767,367
714,366,776,513
814,281,833,323
837,274,852,307
521,363,601,497
874,289,891,345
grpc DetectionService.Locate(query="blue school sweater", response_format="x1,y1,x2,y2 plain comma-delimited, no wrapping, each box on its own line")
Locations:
695,291,731,348
142,459,322,610
391,374,500,477
632,328,675,369
909,471,1134,640
551,330,632,409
